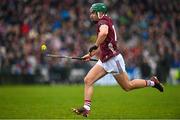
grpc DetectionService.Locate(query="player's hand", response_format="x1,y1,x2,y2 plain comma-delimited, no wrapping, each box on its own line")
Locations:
89,45,98,56
82,54,91,61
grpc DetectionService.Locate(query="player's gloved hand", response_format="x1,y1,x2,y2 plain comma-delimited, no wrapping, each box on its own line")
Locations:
82,54,91,61
89,45,98,56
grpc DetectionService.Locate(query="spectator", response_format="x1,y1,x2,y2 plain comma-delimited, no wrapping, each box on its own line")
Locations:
0,0,179,83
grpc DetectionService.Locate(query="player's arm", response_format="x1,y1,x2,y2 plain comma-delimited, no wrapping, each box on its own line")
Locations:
95,24,109,46
82,24,108,61
89,24,109,56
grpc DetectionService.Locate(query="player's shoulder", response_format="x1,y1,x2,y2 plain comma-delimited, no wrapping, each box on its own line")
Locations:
98,16,112,26
101,15,112,21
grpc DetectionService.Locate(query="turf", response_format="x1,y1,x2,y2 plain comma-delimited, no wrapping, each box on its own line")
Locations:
0,84,180,119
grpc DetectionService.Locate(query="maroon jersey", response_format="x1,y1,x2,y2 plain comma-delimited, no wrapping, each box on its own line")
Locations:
97,16,119,62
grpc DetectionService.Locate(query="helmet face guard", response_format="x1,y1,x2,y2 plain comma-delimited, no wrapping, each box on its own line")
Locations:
90,3,107,14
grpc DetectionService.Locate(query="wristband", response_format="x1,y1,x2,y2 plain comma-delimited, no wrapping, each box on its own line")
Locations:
89,45,98,53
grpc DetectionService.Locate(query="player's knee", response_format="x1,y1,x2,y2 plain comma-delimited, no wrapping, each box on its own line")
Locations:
122,84,133,92
122,87,131,92
84,76,93,86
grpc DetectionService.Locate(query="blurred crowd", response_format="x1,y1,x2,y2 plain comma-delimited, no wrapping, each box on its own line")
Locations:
0,0,179,83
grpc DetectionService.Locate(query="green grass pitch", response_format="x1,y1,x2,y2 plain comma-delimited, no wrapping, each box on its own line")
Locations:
0,84,180,119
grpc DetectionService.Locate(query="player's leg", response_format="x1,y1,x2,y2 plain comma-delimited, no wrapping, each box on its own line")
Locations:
72,63,107,117
111,54,163,92
114,72,164,92
84,64,107,101
114,72,147,91
109,54,145,91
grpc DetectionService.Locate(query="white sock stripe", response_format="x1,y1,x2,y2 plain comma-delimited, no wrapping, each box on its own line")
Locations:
83,105,90,110
147,80,150,86
146,80,155,86
85,103,91,106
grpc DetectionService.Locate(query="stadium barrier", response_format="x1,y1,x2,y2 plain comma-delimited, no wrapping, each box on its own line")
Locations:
0,74,37,84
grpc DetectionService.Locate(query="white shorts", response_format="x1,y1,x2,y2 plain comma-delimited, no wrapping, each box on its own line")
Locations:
96,54,126,75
